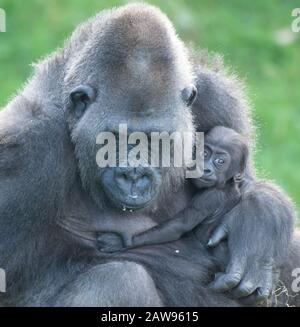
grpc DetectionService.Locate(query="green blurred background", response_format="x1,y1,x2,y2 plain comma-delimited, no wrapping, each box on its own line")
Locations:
0,0,299,214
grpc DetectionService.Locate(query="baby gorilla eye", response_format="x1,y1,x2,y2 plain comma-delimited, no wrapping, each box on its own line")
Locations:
214,158,225,165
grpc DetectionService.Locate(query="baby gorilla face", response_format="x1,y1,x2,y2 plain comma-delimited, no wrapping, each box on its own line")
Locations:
192,126,248,189
193,145,231,188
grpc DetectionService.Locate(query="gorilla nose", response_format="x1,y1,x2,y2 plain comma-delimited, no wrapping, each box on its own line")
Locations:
115,167,154,196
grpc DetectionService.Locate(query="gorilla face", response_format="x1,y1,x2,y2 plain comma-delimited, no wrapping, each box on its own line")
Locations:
67,81,196,211
64,12,197,211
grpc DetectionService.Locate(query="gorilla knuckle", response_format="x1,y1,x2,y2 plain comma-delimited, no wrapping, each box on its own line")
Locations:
234,281,256,298
227,273,242,285
257,288,271,301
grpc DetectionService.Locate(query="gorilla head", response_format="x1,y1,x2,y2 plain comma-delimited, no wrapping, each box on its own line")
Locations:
62,4,197,211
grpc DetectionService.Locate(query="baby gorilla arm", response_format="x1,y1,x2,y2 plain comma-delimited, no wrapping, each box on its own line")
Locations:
97,184,241,252
132,205,210,247
97,205,207,251
132,188,231,247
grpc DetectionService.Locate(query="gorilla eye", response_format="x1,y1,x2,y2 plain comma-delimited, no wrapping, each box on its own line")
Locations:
70,85,96,118
204,150,208,158
181,84,197,107
214,158,225,166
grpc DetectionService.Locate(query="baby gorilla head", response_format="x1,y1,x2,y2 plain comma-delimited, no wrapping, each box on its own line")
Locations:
193,126,249,189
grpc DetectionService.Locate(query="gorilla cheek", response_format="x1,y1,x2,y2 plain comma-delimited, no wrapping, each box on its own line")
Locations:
99,166,162,211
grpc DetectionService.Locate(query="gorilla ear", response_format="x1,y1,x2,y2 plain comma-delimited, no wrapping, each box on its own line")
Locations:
70,85,96,118
234,141,249,183
233,173,244,183
181,85,197,107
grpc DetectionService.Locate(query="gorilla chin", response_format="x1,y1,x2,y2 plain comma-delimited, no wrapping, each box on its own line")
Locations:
100,166,162,211
192,177,217,189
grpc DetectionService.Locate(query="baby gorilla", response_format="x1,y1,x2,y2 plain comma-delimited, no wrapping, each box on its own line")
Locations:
97,126,248,251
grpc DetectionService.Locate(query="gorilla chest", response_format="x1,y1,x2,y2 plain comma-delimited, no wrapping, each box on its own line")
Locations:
61,205,158,248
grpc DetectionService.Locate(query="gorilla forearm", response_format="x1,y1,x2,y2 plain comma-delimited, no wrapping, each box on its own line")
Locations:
243,181,295,263
205,179,296,303
191,62,296,302
131,187,237,247
0,95,76,294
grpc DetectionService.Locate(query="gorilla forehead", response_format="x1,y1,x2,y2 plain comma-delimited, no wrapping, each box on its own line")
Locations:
64,3,193,92
205,126,247,156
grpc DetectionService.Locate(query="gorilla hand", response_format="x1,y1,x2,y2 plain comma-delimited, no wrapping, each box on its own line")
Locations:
205,181,295,305
97,232,125,253
207,217,278,304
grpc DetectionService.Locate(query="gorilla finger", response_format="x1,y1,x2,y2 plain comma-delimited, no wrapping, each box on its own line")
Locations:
243,268,273,304
97,233,123,243
210,257,248,292
207,224,228,248
232,267,273,304
209,272,242,292
238,286,271,305
230,281,257,299
256,286,272,302
100,246,121,253
97,233,124,251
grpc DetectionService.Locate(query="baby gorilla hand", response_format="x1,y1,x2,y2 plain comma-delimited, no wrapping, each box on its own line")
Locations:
207,214,280,305
97,232,124,253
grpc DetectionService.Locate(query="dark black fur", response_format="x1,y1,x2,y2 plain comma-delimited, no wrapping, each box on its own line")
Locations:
0,4,299,306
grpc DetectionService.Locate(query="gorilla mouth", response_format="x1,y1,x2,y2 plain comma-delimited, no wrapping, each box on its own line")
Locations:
100,166,162,212
104,188,155,212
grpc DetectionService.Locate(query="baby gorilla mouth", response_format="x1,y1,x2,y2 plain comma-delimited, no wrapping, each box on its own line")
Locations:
100,166,162,211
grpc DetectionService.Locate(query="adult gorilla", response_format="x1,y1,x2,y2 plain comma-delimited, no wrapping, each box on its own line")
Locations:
0,4,299,306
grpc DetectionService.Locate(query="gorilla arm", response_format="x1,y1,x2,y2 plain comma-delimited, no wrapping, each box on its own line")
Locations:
0,95,75,302
132,185,240,247
206,181,295,304
191,62,296,303
97,183,241,251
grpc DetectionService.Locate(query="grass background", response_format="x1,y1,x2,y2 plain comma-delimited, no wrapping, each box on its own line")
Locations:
0,0,299,215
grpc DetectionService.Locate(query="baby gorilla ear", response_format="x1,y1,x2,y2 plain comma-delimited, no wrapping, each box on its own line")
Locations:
181,84,197,107
233,173,244,183
70,85,96,118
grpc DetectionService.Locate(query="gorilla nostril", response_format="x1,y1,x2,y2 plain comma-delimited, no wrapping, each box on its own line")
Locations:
115,172,131,190
114,167,156,196
204,169,212,175
136,175,151,192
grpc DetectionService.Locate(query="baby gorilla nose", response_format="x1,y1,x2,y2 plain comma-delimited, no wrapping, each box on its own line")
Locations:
115,167,153,197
